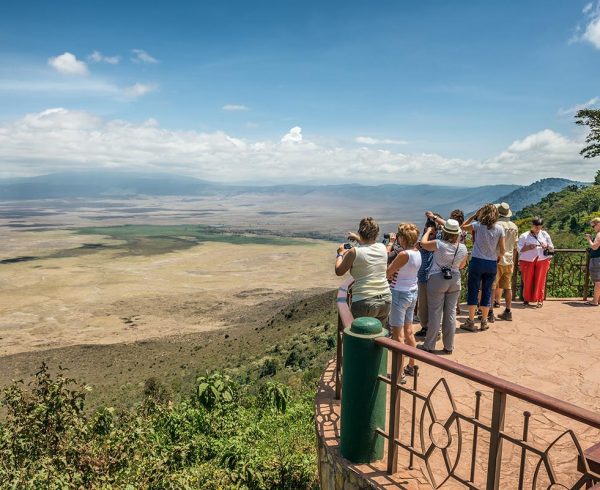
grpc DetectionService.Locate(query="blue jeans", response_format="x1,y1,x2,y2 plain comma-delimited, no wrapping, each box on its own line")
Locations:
389,289,417,326
467,257,497,307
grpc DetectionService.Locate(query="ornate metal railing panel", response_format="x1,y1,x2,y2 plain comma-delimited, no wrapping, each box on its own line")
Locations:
459,249,591,301
374,340,600,489
335,274,600,489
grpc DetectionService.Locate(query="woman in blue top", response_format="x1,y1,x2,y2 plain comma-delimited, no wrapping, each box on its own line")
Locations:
461,203,505,332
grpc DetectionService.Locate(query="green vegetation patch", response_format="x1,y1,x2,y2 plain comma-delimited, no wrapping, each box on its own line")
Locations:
0,291,340,489
72,224,311,257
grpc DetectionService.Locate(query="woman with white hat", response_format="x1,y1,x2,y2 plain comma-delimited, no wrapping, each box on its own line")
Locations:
417,219,468,353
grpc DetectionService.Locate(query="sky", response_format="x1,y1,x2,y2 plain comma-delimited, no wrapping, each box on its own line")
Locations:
1,0,600,185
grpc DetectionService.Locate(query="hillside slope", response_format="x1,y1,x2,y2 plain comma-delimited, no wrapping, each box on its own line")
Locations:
495,178,587,213
515,178,600,248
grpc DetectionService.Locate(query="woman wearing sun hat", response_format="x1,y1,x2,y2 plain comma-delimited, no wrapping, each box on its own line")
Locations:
417,219,468,353
585,217,600,306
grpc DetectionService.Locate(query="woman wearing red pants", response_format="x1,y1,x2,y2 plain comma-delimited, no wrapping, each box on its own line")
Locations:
517,217,554,307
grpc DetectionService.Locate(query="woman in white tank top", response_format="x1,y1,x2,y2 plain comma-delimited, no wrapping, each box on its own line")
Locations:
386,223,422,379
335,217,391,326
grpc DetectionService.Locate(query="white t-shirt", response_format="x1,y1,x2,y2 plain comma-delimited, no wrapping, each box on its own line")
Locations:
517,230,554,262
429,240,468,278
472,221,505,261
390,250,422,292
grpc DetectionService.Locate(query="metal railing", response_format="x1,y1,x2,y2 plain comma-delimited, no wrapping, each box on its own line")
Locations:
458,248,592,301
334,264,600,489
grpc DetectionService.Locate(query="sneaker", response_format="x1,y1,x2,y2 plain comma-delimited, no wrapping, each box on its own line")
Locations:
487,311,495,323
480,319,489,331
415,327,428,338
498,309,512,321
403,365,415,377
461,318,477,332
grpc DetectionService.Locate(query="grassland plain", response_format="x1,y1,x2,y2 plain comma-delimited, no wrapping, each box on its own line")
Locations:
0,224,340,408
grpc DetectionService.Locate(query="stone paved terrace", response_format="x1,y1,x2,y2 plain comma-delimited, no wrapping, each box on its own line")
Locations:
315,300,600,489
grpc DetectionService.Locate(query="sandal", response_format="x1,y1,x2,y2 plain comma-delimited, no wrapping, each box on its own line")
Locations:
536,302,543,308
586,301,599,306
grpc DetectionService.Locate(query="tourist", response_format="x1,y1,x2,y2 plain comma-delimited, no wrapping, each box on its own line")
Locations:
335,217,391,325
460,204,505,331
585,217,600,306
415,212,443,340
417,219,468,353
517,217,554,308
386,223,422,376
449,209,467,314
492,203,519,321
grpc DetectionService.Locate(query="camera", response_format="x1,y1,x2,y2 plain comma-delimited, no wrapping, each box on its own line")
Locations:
543,249,555,257
425,217,437,229
383,233,390,240
441,266,452,280
343,243,353,250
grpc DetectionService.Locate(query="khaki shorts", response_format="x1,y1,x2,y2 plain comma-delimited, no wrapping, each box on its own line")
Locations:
493,264,513,290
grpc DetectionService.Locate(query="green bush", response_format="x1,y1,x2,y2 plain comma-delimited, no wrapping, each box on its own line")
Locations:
0,364,319,489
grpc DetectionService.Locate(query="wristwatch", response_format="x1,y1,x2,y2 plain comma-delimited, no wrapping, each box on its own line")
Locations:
336,253,344,258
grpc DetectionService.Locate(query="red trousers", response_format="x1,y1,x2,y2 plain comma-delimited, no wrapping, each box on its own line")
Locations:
519,259,551,302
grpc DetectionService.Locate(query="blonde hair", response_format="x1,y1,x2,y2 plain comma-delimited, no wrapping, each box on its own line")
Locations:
396,222,419,248
591,217,600,226
478,203,499,229
358,217,379,241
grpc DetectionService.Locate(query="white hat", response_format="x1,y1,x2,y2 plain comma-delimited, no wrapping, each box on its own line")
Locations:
443,219,460,234
496,202,512,218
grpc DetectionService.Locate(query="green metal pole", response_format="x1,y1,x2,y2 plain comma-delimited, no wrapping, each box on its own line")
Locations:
340,317,388,463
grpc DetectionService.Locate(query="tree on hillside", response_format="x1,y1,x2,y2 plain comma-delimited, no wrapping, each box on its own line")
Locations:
575,108,600,159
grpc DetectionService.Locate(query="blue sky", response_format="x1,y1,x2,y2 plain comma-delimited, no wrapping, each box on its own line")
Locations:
0,0,599,184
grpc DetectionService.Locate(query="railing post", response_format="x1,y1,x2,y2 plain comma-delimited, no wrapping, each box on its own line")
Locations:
512,249,519,299
339,317,388,463
584,250,591,302
486,389,507,490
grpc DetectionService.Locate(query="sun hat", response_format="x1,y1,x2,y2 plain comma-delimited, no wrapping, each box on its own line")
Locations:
442,219,460,234
496,202,512,218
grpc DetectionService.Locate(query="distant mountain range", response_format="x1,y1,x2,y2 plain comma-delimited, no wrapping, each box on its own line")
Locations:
0,170,521,202
494,178,588,213
0,171,587,226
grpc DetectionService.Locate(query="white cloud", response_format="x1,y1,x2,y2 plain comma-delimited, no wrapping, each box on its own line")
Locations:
48,52,89,75
0,109,596,184
222,104,249,111
281,126,303,143
20,108,101,130
355,136,408,145
571,1,600,49
131,49,159,64
88,51,120,64
123,82,158,98
558,97,599,116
